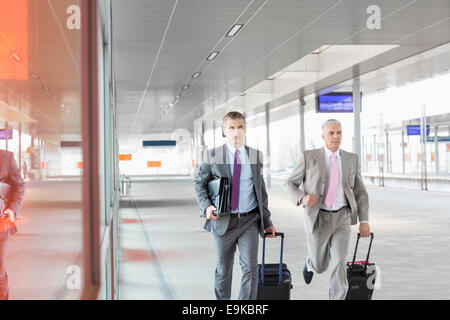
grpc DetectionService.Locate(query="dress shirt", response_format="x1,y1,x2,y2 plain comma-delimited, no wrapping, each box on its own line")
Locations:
321,147,348,211
226,143,258,213
320,146,368,223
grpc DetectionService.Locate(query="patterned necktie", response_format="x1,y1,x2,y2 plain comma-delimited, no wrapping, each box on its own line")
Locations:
230,149,241,211
325,153,338,207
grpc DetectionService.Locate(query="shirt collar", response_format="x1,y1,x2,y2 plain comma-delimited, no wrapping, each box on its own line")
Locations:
324,146,340,158
226,143,245,155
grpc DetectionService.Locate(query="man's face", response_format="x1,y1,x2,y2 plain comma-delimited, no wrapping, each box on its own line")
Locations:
322,123,342,152
223,118,246,148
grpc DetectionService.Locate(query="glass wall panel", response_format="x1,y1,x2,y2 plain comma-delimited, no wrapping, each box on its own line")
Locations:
0,0,83,299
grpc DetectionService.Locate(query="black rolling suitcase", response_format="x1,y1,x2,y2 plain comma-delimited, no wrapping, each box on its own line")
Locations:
345,232,377,300
257,232,293,300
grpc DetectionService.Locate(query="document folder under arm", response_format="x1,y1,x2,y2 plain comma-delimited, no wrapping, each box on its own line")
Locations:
207,176,230,215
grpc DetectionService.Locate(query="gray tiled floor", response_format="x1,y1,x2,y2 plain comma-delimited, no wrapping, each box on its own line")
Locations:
118,178,450,300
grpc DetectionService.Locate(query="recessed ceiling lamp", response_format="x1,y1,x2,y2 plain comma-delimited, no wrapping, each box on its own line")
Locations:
11,52,22,62
206,51,219,61
267,71,283,80
311,45,331,54
29,73,40,80
182,84,190,91
42,85,49,91
175,94,181,99
226,24,244,37
192,72,201,79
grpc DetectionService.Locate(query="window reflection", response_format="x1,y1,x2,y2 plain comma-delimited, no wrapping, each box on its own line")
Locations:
0,0,82,299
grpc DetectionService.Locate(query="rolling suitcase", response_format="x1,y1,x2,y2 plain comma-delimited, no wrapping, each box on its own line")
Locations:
257,232,293,300
345,232,377,300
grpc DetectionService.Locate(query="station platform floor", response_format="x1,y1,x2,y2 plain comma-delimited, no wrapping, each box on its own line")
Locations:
6,180,83,300
118,177,450,300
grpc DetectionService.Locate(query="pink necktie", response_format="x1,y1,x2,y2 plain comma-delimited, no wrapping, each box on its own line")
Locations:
325,153,338,207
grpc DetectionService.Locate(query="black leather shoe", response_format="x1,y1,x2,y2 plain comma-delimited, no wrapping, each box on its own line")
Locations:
303,263,313,285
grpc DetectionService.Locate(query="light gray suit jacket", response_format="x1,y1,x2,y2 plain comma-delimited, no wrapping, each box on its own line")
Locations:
285,147,369,234
194,144,273,237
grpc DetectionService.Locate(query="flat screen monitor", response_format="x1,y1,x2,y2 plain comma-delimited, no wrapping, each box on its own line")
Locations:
143,140,177,147
407,125,430,136
316,92,362,113
0,129,12,140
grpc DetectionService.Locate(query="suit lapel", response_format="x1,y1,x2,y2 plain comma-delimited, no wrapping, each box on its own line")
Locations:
246,146,259,189
340,149,349,187
316,147,327,184
222,144,232,181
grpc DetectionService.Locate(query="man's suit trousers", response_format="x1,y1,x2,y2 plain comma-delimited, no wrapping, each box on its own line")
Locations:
212,213,260,300
305,207,351,300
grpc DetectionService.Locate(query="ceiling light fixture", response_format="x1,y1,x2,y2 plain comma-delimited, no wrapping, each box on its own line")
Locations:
42,85,49,91
267,71,283,80
11,52,22,62
192,72,201,79
29,73,40,80
182,84,190,91
226,24,244,37
311,45,331,55
206,51,219,61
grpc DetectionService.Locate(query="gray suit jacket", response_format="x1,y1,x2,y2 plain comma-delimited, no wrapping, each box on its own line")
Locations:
0,150,25,237
194,144,273,237
285,147,369,234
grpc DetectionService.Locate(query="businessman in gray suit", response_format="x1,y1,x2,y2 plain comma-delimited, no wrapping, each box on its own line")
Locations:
285,119,370,300
194,111,276,300
0,150,25,300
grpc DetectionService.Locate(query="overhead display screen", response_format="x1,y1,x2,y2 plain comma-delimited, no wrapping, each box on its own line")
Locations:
316,92,362,113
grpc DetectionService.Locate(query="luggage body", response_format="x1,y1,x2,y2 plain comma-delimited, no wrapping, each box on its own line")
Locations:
257,232,293,300
345,233,376,300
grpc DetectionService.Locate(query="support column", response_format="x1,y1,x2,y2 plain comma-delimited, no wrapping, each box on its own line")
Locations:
420,104,427,191
434,126,439,176
385,130,390,174
213,120,216,149
19,123,22,175
353,77,362,163
265,104,271,189
361,135,365,172
378,114,384,187
299,98,305,153
401,129,405,175
5,121,8,151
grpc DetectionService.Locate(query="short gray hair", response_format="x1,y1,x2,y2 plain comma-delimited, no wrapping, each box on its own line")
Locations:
322,119,342,133
222,111,246,128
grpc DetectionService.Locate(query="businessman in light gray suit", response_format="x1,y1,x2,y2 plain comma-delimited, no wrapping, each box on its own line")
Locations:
194,111,276,300
285,119,370,300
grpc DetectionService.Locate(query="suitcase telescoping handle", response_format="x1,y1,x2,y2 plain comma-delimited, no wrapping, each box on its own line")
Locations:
261,232,284,286
350,232,374,275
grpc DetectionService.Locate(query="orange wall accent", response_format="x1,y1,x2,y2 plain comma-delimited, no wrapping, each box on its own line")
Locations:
0,0,28,80
147,161,162,168
119,154,132,161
